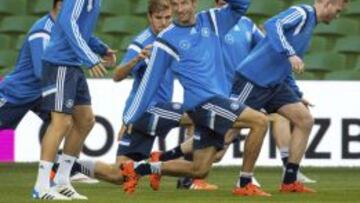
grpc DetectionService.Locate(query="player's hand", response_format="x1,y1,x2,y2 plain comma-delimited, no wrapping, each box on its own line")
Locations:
137,45,153,61
102,48,117,67
289,55,305,74
301,98,315,109
89,63,107,78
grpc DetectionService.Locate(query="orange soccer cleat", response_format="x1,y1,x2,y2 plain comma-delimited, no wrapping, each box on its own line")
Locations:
190,179,219,191
280,181,316,193
149,151,162,191
232,183,271,197
120,161,138,194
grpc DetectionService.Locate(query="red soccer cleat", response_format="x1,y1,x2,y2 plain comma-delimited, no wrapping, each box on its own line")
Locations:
232,183,271,197
120,161,138,194
280,181,316,193
149,151,162,191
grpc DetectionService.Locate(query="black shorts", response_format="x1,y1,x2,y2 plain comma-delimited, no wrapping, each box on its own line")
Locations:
132,102,184,138
0,97,49,130
230,74,301,113
188,96,246,136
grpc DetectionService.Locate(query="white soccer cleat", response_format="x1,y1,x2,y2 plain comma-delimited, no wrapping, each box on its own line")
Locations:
297,171,317,184
252,176,261,188
71,172,99,184
32,188,71,201
55,184,88,200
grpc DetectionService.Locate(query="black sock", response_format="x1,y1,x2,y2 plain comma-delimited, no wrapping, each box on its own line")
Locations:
283,163,299,184
134,163,152,176
177,177,193,189
160,146,184,161
239,176,252,187
281,157,288,167
71,161,82,176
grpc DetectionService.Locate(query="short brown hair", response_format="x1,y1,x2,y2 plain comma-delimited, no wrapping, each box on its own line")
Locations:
148,0,172,15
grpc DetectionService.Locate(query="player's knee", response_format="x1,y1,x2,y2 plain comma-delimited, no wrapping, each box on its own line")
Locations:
52,116,73,131
252,114,269,132
294,112,314,132
80,115,96,132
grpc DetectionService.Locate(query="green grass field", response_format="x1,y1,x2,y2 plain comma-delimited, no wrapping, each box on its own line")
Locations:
0,164,359,203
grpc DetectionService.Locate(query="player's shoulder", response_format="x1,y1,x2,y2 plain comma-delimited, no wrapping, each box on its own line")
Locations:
156,23,180,43
29,15,54,34
133,27,156,47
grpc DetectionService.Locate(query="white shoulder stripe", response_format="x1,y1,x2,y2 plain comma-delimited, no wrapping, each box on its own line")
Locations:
154,41,180,61
128,44,142,53
209,9,219,36
291,6,307,35
158,24,175,38
28,32,50,41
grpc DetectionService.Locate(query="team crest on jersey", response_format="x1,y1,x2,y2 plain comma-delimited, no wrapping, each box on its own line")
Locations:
230,102,241,111
65,99,74,109
225,34,235,44
179,40,191,50
172,103,182,110
201,27,210,37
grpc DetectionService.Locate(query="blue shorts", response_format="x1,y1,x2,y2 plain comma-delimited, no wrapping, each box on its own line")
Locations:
188,96,246,137
188,96,246,150
0,97,49,129
132,102,184,138
193,126,224,151
41,62,91,114
230,74,301,113
116,129,155,161
117,102,184,160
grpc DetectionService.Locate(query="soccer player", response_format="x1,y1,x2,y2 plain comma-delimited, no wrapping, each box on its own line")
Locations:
64,0,190,189
120,0,272,196
177,0,315,189
0,0,61,132
33,0,116,200
230,0,348,193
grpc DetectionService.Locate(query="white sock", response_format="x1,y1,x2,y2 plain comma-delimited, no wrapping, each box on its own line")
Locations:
240,171,253,178
77,160,96,178
280,147,289,159
54,154,76,186
150,162,162,174
35,160,54,191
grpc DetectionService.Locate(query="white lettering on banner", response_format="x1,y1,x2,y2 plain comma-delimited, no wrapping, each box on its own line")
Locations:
15,80,360,166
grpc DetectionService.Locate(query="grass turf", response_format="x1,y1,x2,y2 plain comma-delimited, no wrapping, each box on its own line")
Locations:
0,164,359,203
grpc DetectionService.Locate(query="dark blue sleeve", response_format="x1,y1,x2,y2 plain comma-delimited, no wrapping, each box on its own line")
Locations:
123,40,177,124
58,0,100,68
285,73,303,98
89,36,109,57
264,6,308,57
211,0,250,36
28,31,50,79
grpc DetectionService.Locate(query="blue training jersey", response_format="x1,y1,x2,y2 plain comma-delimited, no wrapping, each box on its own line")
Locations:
236,5,317,96
43,0,108,68
123,0,250,124
121,27,174,116
222,16,264,90
0,14,54,104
